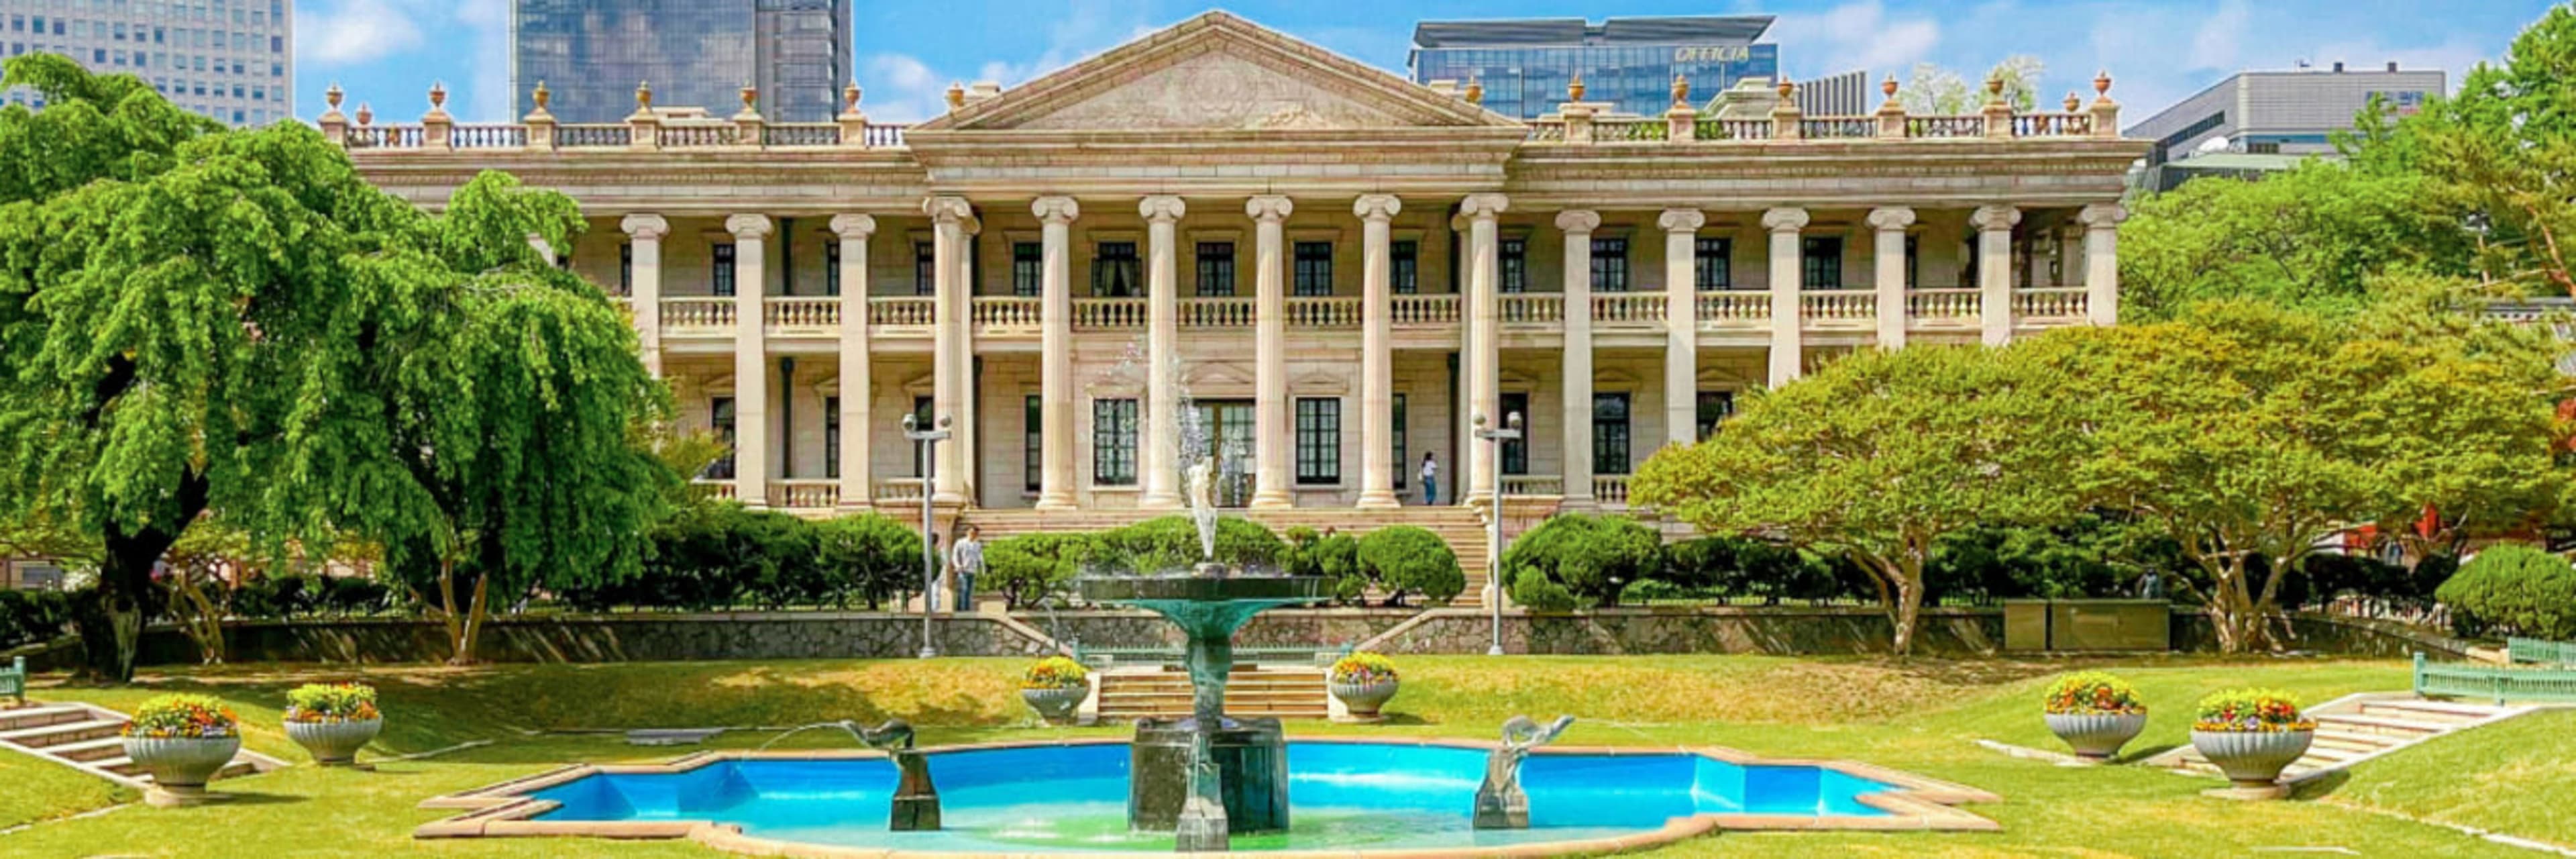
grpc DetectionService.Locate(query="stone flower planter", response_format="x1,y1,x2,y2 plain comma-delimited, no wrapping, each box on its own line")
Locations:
123,734,240,797
2044,711,2148,760
286,717,382,766
1330,678,1399,721
1022,685,1085,723
2191,729,2314,788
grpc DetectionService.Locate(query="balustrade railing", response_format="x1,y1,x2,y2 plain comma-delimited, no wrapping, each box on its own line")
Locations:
869,297,936,329
451,124,527,149
661,125,738,148
1694,291,1768,325
763,297,839,331
1285,296,1361,328
1799,117,1875,139
761,123,842,147
661,298,737,331
1525,121,1568,142
1705,119,1771,141
1595,119,1666,142
1497,293,1560,325
691,479,738,501
863,125,909,147
345,125,424,149
873,478,927,503
973,296,1042,331
1178,297,1255,329
1591,293,1666,326
1593,476,1632,507
2012,287,2089,320
1394,294,1462,326
2013,113,2093,137
1907,289,1981,323
1501,475,1564,497
1800,290,1876,323
1905,115,1985,138
770,480,839,509
1073,298,1146,330
557,124,632,148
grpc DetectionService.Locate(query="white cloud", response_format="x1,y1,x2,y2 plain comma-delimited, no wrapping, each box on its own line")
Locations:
861,54,950,123
2188,0,2251,71
857,3,1158,122
453,0,512,121
299,0,425,64
1767,1,1942,79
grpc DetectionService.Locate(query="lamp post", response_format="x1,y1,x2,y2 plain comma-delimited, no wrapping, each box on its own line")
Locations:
904,413,951,660
1472,411,1521,657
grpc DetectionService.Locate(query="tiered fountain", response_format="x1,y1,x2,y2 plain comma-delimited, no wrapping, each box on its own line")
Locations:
1074,457,1325,851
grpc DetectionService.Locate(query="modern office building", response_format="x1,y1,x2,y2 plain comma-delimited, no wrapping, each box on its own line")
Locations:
509,0,851,124
330,13,2137,583
0,0,293,127
1794,68,1873,117
1409,16,1780,119
2126,61,2445,191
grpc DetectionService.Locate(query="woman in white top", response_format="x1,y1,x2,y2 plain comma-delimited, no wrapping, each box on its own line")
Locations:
1420,452,1439,505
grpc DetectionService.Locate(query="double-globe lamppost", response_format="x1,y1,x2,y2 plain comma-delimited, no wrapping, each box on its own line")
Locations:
903,413,951,660
1472,411,1521,658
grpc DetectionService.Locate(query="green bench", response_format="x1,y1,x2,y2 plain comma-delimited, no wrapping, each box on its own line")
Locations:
2415,652,2576,704
2507,637,2576,667
0,657,25,706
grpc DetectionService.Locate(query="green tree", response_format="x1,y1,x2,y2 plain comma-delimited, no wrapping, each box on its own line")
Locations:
2031,302,2564,652
1500,514,1664,609
2400,4,2576,295
981,532,1089,610
2436,544,2576,640
816,513,924,610
1635,345,2086,654
1356,525,1464,607
1899,56,2043,114
2118,161,2471,321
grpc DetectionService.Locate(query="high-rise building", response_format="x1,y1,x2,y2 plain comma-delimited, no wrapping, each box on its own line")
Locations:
1408,16,1780,119
509,0,850,125
2127,61,2445,191
0,0,294,128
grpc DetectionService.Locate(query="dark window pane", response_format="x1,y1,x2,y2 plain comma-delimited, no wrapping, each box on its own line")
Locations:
708,397,738,478
1195,242,1235,297
1011,242,1042,297
1093,399,1138,485
712,243,737,296
619,243,633,295
1295,397,1341,485
1499,238,1526,293
1393,393,1408,489
824,396,841,480
1695,391,1735,441
1025,395,1042,493
825,241,842,297
914,241,935,296
1392,241,1419,295
1092,242,1140,297
912,397,934,477
1500,392,1528,475
1593,393,1631,476
1591,237,1627,293
1694,238,1731,290
1803,236,1843,290
1293,242,1334,297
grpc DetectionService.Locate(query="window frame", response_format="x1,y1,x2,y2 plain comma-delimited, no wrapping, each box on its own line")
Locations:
1802,236,1844,290
1292,241,1334,297
1391,240,1419,295
1092,398,1139,486
1295,397,1343,485
1693,237,1732,290
913,241,935,296
1091,241,1141,297
1010,241,1042,297
711,242,737,297
1195,241,1236,297
1592,393,1631,476
1590,236,1629,293
1499,237,1526,293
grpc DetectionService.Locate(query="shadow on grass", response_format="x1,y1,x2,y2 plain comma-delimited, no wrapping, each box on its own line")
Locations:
2292,768,2351,800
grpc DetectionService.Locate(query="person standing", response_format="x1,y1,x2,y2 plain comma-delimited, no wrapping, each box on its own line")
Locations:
1419,452,1440,505
949,525,985,613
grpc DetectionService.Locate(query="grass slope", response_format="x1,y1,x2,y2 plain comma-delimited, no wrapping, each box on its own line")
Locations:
2329,707,2576,850
0,752,132,831
0,656,2545,858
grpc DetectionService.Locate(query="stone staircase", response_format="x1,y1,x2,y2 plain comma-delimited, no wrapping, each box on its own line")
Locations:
2151,695,2530,783
0,702,282,789
963,506,1499,608
1094,666,1330,722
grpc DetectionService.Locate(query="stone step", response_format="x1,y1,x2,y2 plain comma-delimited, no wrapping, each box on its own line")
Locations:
2357,699,2508,721
0,705,94,734
2309,731,2404,754
46,736,131,763
0,718,125,748
2314,713,2451,736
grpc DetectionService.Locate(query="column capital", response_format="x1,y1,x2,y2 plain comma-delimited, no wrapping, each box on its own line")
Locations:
1139,195,1187,223
1761,207,1809,234
923,195,973,224
723,213,773,240
1657,209,1705,234
1554,209,1601,234
1972,204,2022,232
1352,193,1402,221
1866,207,1916,231
959,215,983,237
1246,195,1293,222
828,213,877,240
620,213,669,240
1460,193,1509,219
2078,202,2129,228
1032,195,1081,224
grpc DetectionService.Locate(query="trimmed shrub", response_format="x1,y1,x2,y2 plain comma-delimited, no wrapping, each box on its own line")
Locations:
1091,515,1286,574
1502,514,1664,608
983,533,1094,609
814,513,923,610
1358,525,1464,606
1511,569,1578,613
2436,544,2576,640
0,588,71,648
1284,527,1365,605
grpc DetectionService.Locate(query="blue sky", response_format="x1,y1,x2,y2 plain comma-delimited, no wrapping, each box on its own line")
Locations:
297,0,2562,125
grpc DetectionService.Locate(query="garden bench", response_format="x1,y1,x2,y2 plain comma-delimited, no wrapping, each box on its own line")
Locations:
2414,652,2576,704
0,657,24,706
2506,637,2576,667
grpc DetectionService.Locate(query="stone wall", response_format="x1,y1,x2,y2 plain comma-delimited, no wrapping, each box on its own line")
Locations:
122,613,1055,666
1358,607,2006,657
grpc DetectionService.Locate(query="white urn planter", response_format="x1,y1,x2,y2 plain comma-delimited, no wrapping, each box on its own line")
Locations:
2191,729,2314,789
1022,685,1085,723
1329,678,1399,723
2044,711,2148,760
286,717,382,766
123,734,240,805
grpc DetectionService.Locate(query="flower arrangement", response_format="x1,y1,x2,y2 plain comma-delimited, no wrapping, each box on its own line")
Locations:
2194,689,2316,733
1330,652,1398,685
2042,672,2145,715
122,693,239,740
285,683,381,723
1022,656,1089,690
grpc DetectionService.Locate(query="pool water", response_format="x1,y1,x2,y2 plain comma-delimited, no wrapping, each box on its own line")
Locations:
532,742,1897,853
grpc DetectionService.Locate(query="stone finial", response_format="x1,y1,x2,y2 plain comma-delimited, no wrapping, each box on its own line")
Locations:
356,102,373,125
740,84,757,113
2065,92,2081,113
843,83,863,113
637,81,655,110
429,81,447,110
534,81,551,111
1568,72,1585,101
2095,70,2112,98
1670,73,1689,107
1777,77,1794,99
1464,78,1483,105
945,81,965,110
1984,74,2005,105
1881,75,1898,99
325,83,344,111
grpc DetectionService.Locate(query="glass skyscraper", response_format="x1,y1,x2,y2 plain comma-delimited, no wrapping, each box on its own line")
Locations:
511,0,849,124
1408,17,1780,120
1,0,294,128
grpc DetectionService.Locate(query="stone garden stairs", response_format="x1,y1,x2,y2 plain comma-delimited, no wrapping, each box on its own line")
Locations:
0,701,284,790
1093,666,1330,722
2149,694,2532,783
963,506,1499,608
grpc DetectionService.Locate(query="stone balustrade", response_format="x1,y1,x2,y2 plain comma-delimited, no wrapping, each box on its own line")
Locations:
1498,294,1560,325
2012,287,2090,322
1694,291,1769,327
1593,475,1632,508
1393,294,1463,326
1178,297,1256,329
873,478,928,503
1285,296,1361,328
770,480,839,509
764,297,839,332
691,479,739,501
868,297,936,329
1799,290,1876,326
1592,293,1667,327
1500,475,1564,497
972,296,1042,332
662,298,735,332
1073,298,1146,330
1907,289,1981,325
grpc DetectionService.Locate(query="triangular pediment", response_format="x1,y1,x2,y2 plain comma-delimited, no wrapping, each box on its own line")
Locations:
913,12,1520,134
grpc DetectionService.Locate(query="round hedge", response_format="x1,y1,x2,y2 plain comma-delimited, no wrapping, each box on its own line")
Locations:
1502,514,1664,609
2436,544,2576,640
1356,525,1464,606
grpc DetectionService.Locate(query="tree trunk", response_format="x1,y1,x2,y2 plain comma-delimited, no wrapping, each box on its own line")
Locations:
89,524,180,683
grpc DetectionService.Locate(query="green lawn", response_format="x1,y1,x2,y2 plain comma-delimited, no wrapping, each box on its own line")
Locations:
0,656,2557,858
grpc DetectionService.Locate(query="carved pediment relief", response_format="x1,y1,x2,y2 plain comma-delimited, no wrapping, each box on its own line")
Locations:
1016,50,1405,132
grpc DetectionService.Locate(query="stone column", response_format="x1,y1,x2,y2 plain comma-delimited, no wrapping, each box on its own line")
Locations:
1555,210,1600,510
1355,194,1403,509
1247,196,1295,509
2080,203,2127,325
619,214,668,378
1974,204,2021,346
1460,193,1509,503
1762,207,1809,388
1868,207,1915,349
1138,195,1187,510
1032,197,1081,509
924,196,973,505
725,213,773,507
954,214,983,503
1659,209,1704,448
830,214,875,510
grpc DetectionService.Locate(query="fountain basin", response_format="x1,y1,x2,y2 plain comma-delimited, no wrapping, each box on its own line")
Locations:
417,740,2001,854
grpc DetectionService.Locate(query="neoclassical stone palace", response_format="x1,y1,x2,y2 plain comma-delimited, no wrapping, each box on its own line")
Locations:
329,12,2145,522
